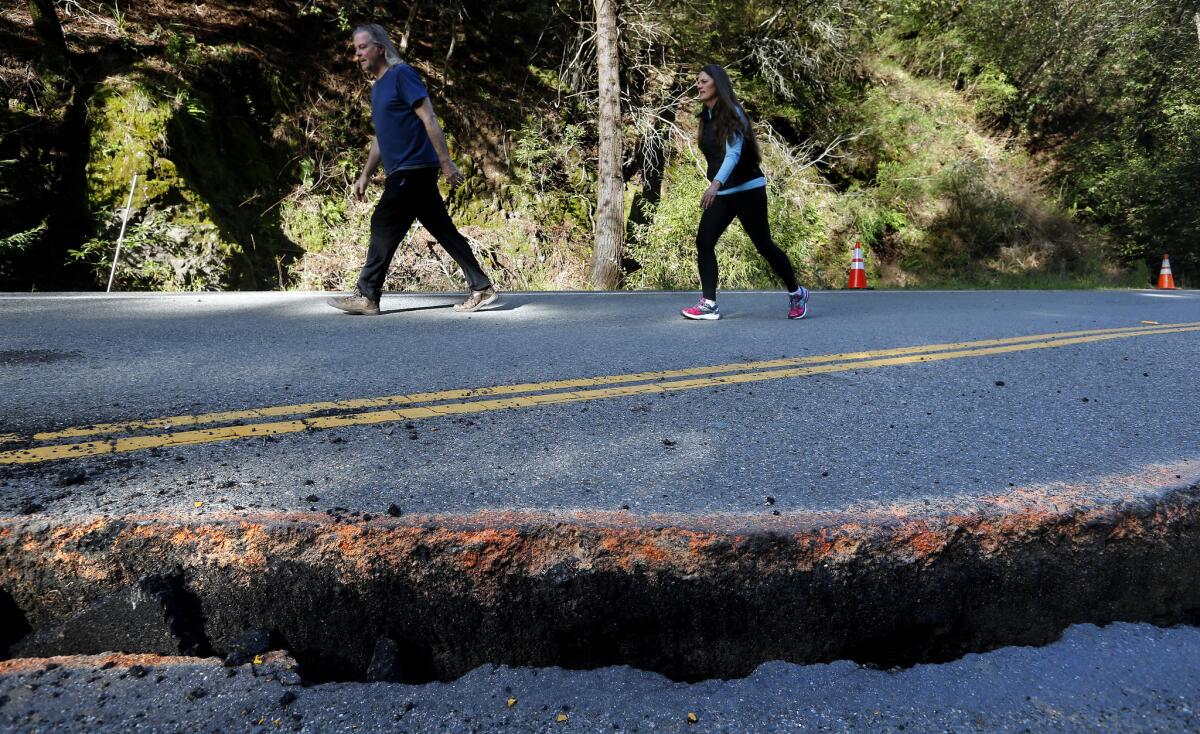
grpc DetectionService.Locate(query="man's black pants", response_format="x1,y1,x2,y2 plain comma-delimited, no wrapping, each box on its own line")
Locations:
356,167,492,301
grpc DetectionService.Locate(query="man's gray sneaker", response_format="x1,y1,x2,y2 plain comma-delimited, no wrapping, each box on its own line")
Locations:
453,287,499,313
326,290,380,315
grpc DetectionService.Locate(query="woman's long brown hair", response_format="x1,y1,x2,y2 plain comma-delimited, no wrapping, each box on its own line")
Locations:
697,64,760,166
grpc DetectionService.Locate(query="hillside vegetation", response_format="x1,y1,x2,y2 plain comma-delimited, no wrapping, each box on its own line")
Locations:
1,0,1195,291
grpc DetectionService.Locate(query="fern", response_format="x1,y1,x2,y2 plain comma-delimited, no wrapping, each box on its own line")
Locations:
0,222,47,255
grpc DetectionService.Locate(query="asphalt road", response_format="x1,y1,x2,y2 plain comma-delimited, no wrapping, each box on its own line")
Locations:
2,622,1198,733
1,289,1199,518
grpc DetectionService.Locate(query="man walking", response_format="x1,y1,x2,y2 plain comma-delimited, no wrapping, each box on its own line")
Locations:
328,24,498,315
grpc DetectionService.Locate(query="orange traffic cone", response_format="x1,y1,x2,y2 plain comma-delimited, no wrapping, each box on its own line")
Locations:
847,241,868,289
1156,254,1176,290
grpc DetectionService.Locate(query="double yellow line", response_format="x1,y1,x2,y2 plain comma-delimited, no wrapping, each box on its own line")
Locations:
2,321,1196,466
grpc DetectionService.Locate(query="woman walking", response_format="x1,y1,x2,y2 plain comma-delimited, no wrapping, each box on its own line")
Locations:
680,64,809,321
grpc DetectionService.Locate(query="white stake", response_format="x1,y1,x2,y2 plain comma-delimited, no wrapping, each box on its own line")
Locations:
107,173,138,293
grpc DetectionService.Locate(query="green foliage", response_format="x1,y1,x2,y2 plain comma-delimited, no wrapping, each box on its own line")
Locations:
75,72,229,289
0,222,47,281
3,0,1167,291
70,205,229,291
73,55,301,290
164,31,200,67
510,117,595,230
819,59,1106,286
885,0,1200,283
626,163,707,290
85,76,176,210
967,64,1017,122
281,185,354,255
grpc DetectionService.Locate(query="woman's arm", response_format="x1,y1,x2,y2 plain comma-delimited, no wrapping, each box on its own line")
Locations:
713,132,745,188
702,108,748,209
702,133,744,209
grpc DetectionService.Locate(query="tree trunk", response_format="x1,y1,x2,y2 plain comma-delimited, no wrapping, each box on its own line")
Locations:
28,0,71,81
588,0,624,289
1194,12,1199,49
442,4,459,85
400,1,419,53
23,0,93,289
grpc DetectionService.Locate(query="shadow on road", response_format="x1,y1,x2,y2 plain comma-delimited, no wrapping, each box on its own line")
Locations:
374,302,521,315
377,304,454,315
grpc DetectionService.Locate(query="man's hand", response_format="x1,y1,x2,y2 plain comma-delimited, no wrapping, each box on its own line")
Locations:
442,160,465,190
416,99,465,190
354,174,369,202
701,180,721,209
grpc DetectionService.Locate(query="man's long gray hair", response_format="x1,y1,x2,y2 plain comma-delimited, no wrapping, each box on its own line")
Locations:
354,24,403,67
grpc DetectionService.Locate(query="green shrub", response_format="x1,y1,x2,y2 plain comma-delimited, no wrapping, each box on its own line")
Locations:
968,63,1017,121
510,116,595,230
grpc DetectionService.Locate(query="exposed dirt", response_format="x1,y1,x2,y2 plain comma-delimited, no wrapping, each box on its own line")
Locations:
2,473,1198,683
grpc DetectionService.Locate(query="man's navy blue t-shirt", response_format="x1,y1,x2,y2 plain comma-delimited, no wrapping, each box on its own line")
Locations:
371,63,440,174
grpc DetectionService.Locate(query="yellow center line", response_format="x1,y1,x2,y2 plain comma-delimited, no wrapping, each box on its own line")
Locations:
1,323,1196,466
22,320,1200,443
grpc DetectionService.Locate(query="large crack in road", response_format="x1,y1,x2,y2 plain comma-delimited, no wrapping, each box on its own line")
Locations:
3,292,1199,726
3,475,1198,684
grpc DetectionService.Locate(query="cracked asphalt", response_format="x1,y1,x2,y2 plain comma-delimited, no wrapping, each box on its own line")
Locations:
2,623,1198,733
1,290,1198,519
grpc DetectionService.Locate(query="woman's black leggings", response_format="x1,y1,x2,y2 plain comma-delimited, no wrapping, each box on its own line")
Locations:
695,185,798,301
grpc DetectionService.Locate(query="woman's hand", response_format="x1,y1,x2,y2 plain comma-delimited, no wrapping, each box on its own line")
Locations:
701,180,721,209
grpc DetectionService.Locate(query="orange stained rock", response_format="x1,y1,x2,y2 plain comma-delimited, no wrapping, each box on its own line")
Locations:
1109,514,1148,540
0,464,1195,608
0,652,214,675
455,528,527,575
903,527,951,560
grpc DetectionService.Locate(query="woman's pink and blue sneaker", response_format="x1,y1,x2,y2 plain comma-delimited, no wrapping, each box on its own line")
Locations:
681,299,721,320
788,287,809,319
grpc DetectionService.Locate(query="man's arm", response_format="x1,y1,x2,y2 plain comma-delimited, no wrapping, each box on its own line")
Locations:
413,97,465,189
354,139,382,201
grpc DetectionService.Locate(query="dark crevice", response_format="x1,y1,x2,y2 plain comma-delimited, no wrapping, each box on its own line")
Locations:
6,568,1199,685
3,489,1200,684
170,575,214,659
0,589,32,658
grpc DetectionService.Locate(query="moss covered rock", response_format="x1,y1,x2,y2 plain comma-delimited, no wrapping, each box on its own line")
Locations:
83,70,232,290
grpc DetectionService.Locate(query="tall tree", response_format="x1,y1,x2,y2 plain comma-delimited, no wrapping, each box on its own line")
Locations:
588,0,624,289
27,0,71,82
400,1,419,53
23,0,93,291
